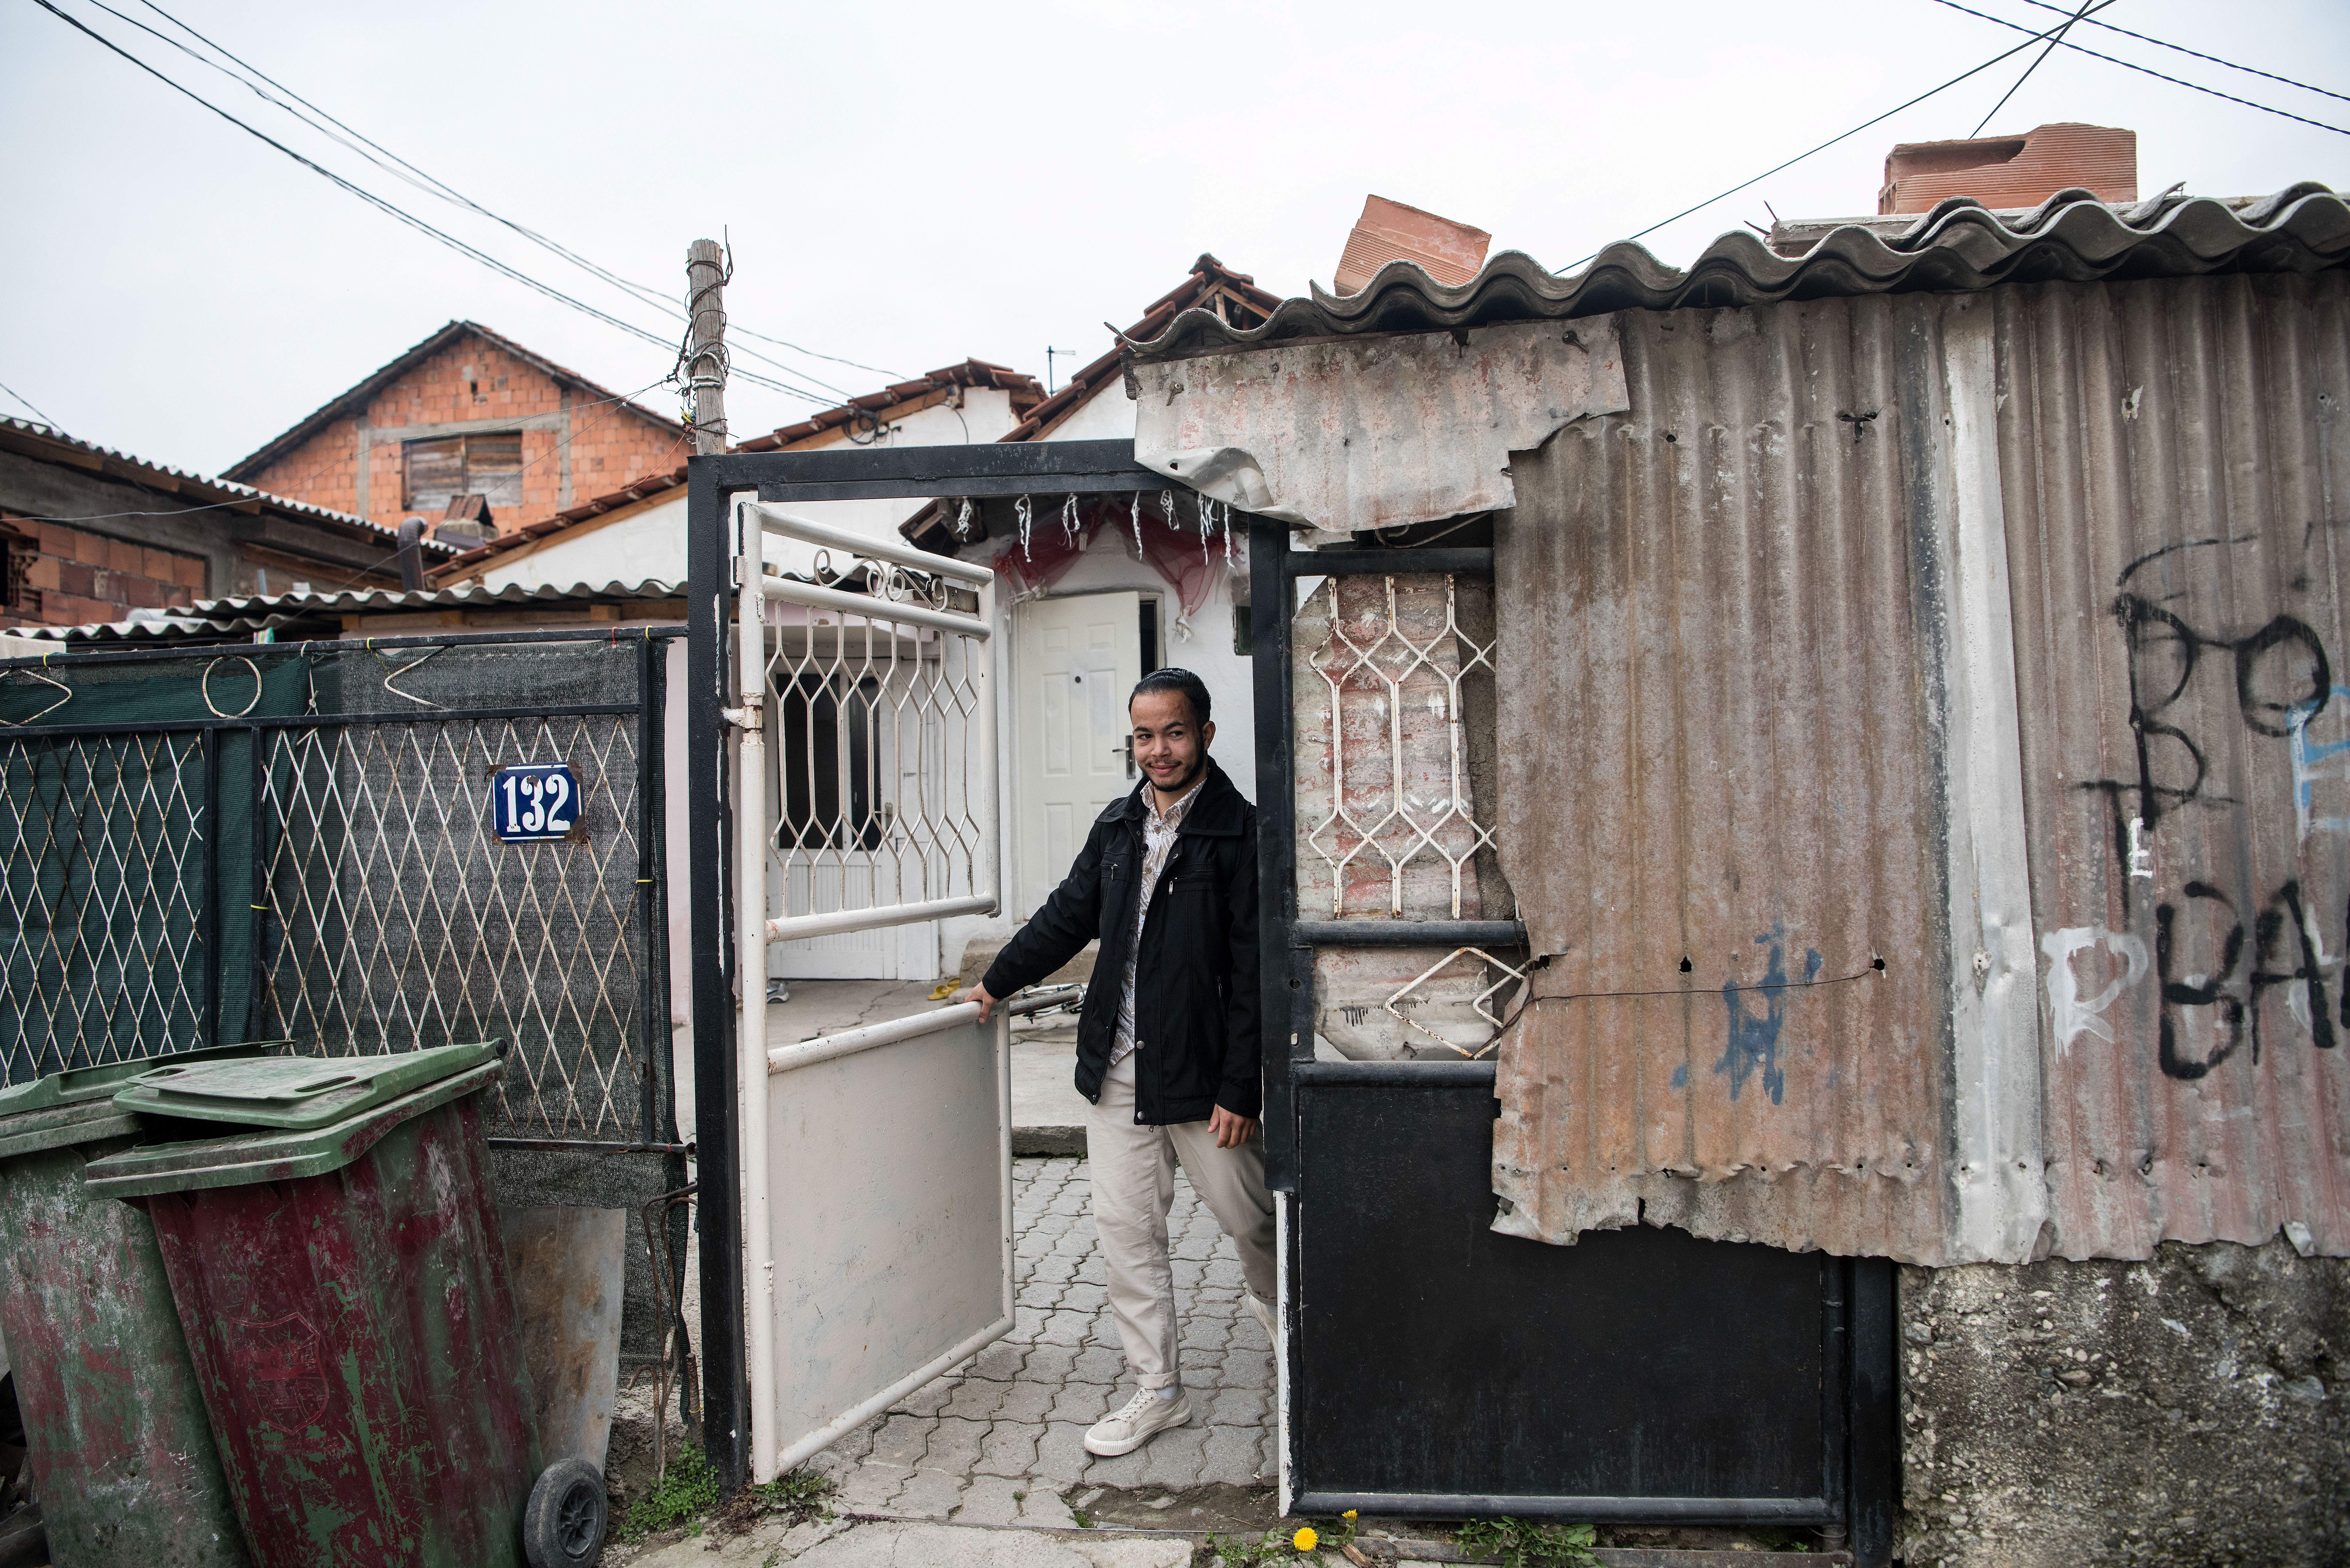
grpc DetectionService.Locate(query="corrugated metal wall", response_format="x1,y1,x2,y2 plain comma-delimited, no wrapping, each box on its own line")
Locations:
1996,271,2350,1259
1490,294,1960,1263
1489,273,2350,1264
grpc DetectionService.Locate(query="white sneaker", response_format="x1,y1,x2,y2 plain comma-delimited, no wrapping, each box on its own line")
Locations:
1084,1387,1192,1457
1247,1293,1276,1342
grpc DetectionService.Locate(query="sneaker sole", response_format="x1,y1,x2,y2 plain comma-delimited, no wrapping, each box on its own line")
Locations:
1083,1408,1193,1457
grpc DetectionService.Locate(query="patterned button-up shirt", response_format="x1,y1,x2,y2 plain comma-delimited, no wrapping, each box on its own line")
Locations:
1110,774,1205,1066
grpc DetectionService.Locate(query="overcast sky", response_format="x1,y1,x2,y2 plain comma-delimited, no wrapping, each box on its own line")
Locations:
2,0,2343,480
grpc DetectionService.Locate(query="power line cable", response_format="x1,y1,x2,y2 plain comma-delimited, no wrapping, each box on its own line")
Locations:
0,381,62,431
1564,0,2126,268
34,0,849,408
117,0,901,389
1927,0,2349,136
2007,0,2350,107
1973,0,2095,137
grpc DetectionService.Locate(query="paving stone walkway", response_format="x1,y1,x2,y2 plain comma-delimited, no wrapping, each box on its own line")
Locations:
810,1157,1276,1527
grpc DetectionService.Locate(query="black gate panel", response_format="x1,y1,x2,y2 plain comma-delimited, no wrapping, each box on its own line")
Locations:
1292,1071,1848,1521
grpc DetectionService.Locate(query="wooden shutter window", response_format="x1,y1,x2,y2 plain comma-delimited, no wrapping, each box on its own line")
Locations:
403,432,526,513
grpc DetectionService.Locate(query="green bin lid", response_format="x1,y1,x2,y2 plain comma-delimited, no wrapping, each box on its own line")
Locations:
110,1042,500,1131
0,1042,285,1163
83,1059,504,1197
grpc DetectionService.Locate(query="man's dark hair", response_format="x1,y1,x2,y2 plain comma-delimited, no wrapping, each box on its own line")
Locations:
1130,667,1211,727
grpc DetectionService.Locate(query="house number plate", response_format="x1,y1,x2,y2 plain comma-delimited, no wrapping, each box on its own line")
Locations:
491,763,580,842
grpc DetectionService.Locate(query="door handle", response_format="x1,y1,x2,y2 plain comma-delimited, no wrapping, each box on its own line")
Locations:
1115,738,1135,779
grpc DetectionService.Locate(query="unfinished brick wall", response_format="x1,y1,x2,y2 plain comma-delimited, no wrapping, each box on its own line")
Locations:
0,516,203,628
240,332,685,536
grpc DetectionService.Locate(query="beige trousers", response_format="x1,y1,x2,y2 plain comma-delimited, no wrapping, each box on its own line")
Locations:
1086,1051,1277,1389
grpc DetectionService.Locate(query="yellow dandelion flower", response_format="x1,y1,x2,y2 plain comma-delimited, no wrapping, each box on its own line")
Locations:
1293,1525,1319,1551
1343,1510,1358,1519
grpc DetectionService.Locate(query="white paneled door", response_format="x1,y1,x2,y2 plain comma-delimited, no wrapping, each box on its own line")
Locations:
1014,592,1143,917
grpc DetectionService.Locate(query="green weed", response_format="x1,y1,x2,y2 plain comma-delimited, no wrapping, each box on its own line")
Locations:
1452,1517,1603,1568
617,1446,721,1540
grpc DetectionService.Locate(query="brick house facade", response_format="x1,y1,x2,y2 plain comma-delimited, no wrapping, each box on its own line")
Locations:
224,321,688,544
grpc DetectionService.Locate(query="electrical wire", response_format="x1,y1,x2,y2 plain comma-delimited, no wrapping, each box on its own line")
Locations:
2007,0,2350,107
34,0,850,409
1973,0,2094,138
1562,0,2126,268
1927,0,2350,136
0,382,61,431
112,0,898,392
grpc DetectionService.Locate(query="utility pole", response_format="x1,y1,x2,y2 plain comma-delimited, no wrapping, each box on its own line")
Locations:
684,239,729,455
683,233,746,1489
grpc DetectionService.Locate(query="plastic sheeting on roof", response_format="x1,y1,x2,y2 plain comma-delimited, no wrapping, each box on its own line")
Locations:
1124,185,2350,364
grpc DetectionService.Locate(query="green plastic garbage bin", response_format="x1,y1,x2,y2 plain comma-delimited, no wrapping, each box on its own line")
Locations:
0,1045,268,1568
83,1044,603,1568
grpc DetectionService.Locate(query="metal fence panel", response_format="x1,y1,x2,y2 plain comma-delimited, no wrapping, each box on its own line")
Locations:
0,731,211,1079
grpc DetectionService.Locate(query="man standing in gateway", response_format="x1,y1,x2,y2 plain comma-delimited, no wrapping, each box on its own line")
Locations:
966,667,1276,1457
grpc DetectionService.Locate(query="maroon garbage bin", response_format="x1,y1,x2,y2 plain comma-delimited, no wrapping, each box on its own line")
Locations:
82,1044,598,1568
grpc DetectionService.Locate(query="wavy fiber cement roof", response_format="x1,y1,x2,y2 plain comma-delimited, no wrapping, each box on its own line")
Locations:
1126,184,2350,362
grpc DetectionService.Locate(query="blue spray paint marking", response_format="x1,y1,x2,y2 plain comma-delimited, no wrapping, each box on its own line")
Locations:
1712,928,1807,1104
1670,1063,1688,1089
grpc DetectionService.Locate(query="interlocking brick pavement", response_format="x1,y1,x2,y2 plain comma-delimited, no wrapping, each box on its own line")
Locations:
809,1157,1275,1524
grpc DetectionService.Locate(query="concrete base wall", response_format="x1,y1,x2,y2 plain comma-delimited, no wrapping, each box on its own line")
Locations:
1898,1235,2345,1566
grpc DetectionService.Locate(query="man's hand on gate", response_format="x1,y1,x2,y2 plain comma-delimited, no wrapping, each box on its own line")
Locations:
964,982,999,1024
1209,1105,1257,1150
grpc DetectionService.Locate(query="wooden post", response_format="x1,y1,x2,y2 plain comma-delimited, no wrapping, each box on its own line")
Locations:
685,239,729,456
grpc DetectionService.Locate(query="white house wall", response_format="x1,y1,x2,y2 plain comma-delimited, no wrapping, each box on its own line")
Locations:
477,388,1024,591
937,379,1261,982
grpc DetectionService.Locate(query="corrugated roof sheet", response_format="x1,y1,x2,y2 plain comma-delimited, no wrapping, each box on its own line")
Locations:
5,579,681,645
0,417,440,548
1125,185,2350,364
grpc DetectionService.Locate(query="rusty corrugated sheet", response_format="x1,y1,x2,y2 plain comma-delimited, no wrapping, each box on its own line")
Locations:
1996,271,2350,1259
1486,274,2350,1265
1488,293,1962,1263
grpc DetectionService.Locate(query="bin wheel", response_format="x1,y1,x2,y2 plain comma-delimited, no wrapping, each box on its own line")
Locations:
524,1458,607,1567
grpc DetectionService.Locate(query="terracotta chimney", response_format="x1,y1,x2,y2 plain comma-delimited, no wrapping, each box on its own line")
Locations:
1332,196,1491,295
1879,122,2136,214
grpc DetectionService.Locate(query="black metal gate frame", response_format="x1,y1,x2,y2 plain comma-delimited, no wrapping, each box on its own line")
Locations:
685,440,1166,1487
0,626,686,1157
1250,523,1896,1561
685,445,1893,1559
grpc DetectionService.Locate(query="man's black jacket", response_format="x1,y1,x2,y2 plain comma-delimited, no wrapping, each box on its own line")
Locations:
981,757,1259,1126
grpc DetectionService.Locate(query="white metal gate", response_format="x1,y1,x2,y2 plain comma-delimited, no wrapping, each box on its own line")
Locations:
733,503,1012,1479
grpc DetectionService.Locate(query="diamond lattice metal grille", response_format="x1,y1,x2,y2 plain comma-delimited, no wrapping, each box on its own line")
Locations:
761,574,989,925
1384,946,1526,1059
1301,573,1499,919
258,713,647,1137
0,732,209,1082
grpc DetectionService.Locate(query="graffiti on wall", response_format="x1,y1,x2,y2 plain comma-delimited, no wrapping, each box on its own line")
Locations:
2048,537,2350,1082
